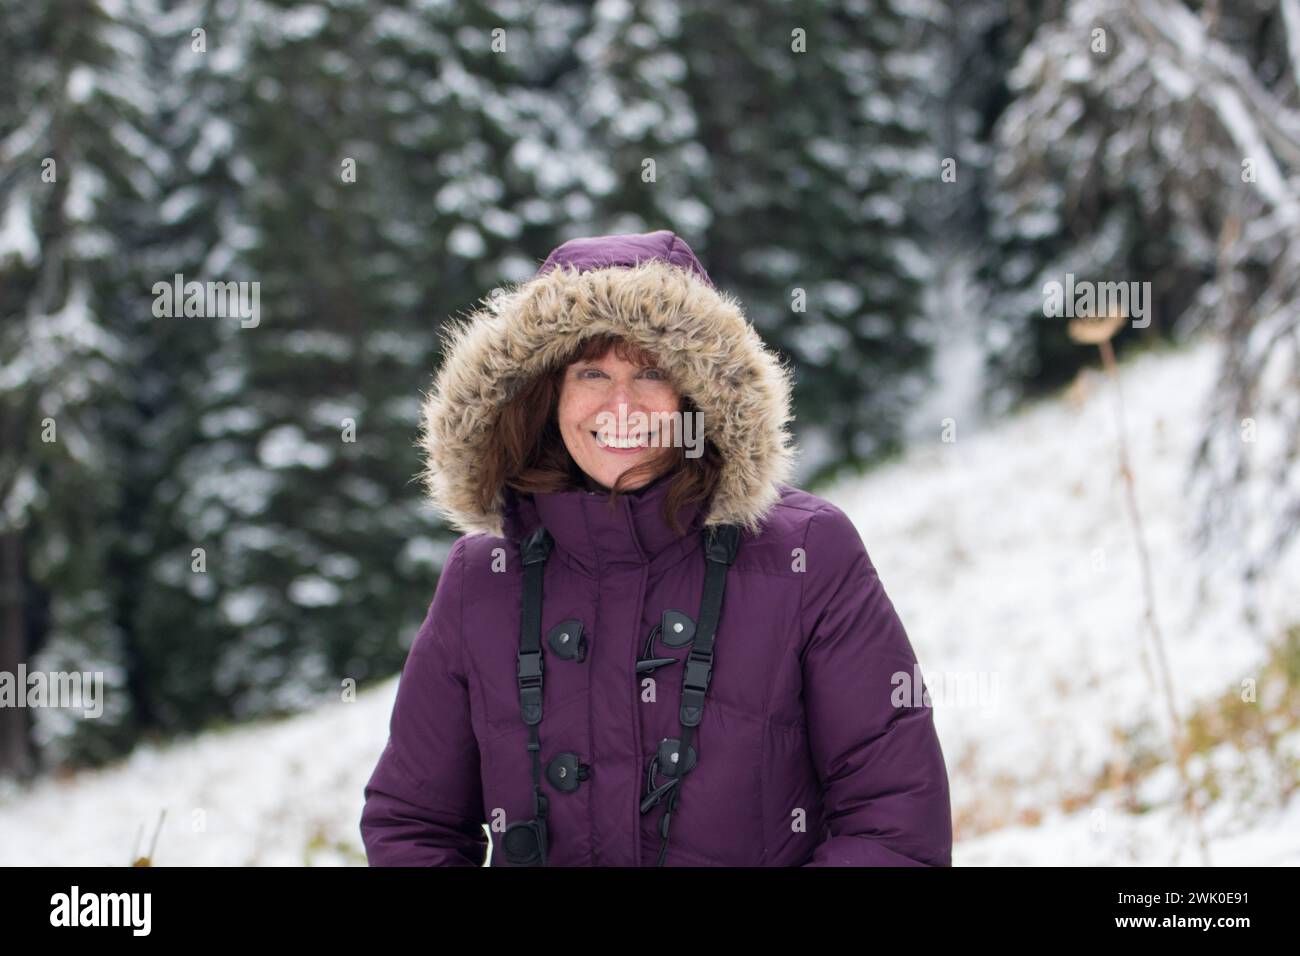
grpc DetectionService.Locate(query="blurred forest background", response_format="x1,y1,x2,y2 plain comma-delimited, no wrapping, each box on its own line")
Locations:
1,0,1298,782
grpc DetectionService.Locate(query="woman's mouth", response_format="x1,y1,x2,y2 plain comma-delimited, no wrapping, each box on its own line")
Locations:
592,430,649,454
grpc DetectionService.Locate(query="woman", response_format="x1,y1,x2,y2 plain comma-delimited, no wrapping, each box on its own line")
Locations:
360,229,952,866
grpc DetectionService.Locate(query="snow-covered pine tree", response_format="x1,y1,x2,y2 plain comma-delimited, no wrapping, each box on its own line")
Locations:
150,0,586,725
556,0,937,484
975,0,1236,407
906,0,1066,440
118,0,268,733
983,0,1300,622
0,0,161,772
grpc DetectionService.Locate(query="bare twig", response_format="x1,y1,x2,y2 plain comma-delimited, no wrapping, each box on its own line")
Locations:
1091,325,1212,865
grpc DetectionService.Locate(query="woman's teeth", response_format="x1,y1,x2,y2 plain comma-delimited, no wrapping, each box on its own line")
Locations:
592,431,647,449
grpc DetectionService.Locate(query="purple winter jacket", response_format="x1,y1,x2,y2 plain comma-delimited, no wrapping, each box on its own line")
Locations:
360,229,953,866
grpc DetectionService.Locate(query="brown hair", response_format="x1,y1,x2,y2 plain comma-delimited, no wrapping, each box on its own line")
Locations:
476,332,723,537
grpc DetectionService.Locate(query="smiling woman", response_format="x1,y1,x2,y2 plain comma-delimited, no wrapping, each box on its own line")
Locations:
361,229,952,867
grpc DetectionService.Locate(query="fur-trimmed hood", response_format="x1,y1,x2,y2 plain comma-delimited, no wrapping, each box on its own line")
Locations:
417,229,800,538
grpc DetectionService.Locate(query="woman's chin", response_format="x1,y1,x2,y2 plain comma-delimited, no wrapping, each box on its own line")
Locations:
580,463,648,492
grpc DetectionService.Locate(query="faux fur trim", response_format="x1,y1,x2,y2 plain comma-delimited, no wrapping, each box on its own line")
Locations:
418,257,800,537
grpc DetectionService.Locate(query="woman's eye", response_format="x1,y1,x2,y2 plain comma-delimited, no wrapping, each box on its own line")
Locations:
575,367,666,381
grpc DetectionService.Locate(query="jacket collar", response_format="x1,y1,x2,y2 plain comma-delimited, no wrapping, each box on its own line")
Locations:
501,472,706,575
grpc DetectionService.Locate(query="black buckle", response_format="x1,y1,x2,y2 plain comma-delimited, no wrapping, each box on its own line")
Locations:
682,650,711,692
517,650,543,717
517,648,542,682
518,650,543,725
680,651,712,726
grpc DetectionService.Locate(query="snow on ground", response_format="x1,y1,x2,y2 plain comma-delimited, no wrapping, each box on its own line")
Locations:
825,332,1300,865
0,687,392,866
0,331,1295,865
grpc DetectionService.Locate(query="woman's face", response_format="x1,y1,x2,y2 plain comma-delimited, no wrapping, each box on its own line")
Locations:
558,349,681,491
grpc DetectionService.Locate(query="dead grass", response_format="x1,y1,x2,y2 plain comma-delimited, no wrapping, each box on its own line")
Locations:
953,623,1300,840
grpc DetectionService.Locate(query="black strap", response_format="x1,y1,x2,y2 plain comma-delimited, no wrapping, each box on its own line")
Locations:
509,525,553,864
508,520,740,866
653,523,741,865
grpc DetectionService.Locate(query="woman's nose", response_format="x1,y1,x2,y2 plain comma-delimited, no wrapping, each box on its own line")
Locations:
605,383,640,413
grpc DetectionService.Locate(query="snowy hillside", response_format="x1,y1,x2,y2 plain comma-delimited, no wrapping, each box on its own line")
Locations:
834,335,1300,865
2,332,1296,866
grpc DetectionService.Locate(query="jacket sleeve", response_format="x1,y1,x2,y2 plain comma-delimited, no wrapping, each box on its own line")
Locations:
360,536,488,866
797,505,953,866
